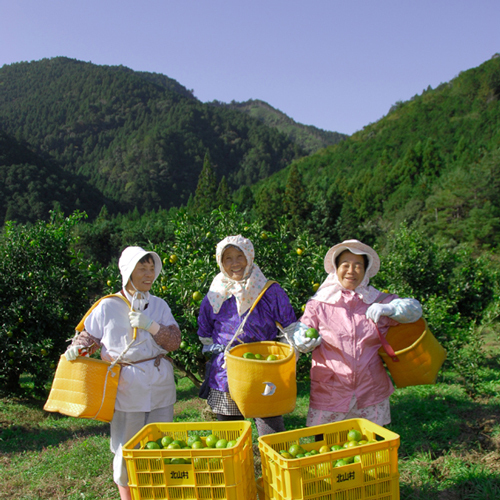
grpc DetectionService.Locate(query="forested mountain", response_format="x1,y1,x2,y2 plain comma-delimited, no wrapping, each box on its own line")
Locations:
210,99,347,154
0,129,112,223
253,54,500,250
0,57,314,219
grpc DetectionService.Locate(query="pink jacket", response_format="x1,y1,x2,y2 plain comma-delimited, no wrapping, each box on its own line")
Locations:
300,290,399,412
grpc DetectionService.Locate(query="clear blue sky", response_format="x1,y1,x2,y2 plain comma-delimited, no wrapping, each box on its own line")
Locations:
1,0,499,135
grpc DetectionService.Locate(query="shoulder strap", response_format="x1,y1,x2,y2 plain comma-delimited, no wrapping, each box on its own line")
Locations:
224,280,278,356
75,293,133,336
247,280,278,315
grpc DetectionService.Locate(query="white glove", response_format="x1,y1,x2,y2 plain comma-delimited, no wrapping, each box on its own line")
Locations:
64,345,88,361
366,303,395,323
128,311,160,334
290,322,321,354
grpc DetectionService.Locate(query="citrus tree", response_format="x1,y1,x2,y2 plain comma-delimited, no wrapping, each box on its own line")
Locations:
0,211,102,395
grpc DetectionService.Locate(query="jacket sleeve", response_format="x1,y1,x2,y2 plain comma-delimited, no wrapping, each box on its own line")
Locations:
388,298,422,323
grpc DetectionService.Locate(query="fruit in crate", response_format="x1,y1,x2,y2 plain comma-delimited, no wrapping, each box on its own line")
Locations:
205,434,219,448
161,436,174,447
144,441,161,450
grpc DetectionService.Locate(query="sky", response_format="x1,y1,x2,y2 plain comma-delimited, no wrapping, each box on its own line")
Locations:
1,0,499,135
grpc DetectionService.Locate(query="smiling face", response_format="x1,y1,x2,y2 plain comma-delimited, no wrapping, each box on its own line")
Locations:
127,256,156,293
222,246,248,281
336,250,366,290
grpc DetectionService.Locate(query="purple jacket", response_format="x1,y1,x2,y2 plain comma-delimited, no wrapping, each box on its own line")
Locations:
197,283,296,392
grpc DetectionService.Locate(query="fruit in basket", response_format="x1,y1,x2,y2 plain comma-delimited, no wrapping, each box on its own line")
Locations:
266,354,278,361
216,439,228,449
170,458,186,465
254,353,264,360
279,451,293,459
161,436,174,447
319,445,330,454
226,440,238,448
205,434,219,448
346,440,359,448
167,443,181,449
243,352,256,359
330,444,343,451
288,444,305,457
145,441,161,450
347,429,363,442
187,435,202,447
335,458,349,467
191,441,205,449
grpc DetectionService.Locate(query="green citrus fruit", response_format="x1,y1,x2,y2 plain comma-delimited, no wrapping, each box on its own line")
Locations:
226,440,237,448
280,451,293,459
167,443,181,449
254,353,264,360
215,439,228,449
145,441,161,450
161,436,174,447
192,291,203,301
187,435,202,447
266,354,278,361
347,429,363,442
296,248,303,255
305,328,319,339
242,352,255,359
170,458,186,465
288,444,305,457
191,441,205,449
163,458,171,464
169,254,178,264
335,459,349,467
312,283,320,292
180,341,188,349
330,444,343,451
205,434,219,448
319,445,330,454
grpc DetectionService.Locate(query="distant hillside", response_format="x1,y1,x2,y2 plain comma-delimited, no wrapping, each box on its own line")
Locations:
253,54,500,249
0,129,111,223
211,99,347,154
0,57,306,219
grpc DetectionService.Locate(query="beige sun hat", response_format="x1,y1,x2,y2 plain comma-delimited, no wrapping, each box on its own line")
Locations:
324,239,380,278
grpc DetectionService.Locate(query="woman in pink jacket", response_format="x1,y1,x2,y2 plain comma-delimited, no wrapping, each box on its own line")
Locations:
292,239,422,427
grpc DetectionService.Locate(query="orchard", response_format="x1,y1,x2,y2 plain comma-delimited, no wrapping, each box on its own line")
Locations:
0,208,498,396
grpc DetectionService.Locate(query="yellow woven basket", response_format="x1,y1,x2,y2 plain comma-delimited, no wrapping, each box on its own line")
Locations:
226,341,296,419
378,318,447,388
44,355,120,422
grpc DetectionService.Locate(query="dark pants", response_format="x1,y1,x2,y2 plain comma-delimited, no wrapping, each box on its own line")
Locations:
216,413,285,437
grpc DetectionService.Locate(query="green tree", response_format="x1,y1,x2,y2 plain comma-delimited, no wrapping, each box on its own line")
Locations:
0,211,99,395
215,176,231,210
282,164,311,233
193,152,217,214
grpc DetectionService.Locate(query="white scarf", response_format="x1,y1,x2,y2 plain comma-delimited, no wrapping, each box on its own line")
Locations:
207,235,268,316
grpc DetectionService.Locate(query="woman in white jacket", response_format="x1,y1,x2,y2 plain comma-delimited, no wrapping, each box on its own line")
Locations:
65,246,181,500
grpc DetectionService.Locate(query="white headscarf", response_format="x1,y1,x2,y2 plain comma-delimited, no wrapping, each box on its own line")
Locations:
312,239,381,305
207,235,268,316
118,246,162,311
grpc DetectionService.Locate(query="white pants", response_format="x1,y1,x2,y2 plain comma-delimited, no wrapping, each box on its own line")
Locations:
110,405,174,486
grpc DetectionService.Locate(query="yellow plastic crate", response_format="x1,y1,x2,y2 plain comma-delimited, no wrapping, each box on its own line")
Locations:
123,421,257,500
258,418,400,500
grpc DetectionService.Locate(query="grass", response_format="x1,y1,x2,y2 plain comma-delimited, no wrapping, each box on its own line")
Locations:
1,331,499,500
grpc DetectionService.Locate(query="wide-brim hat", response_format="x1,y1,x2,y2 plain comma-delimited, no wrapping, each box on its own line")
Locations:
324,239,380,278
119,246,162,289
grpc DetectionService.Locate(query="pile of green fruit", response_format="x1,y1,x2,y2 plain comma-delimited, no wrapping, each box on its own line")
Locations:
242,352,279,360
142,433,239,465
278,429,378,467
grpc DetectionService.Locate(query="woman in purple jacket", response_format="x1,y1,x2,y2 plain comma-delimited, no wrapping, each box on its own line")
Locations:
197,235,296,436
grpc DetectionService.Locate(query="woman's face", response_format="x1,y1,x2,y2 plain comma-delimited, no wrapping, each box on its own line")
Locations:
222,246,248,281
336,251,366,290
128,258,156,292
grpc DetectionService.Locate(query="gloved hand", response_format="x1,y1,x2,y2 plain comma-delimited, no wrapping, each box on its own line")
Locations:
128,311,160,334
202,343,224,356
64,345,88,361
366,303,396,323
291,322,321,354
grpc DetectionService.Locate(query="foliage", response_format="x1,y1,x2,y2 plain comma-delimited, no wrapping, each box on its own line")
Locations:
0,211,102,395
193,152,217,214
216,98,347,154
0,57,303,219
